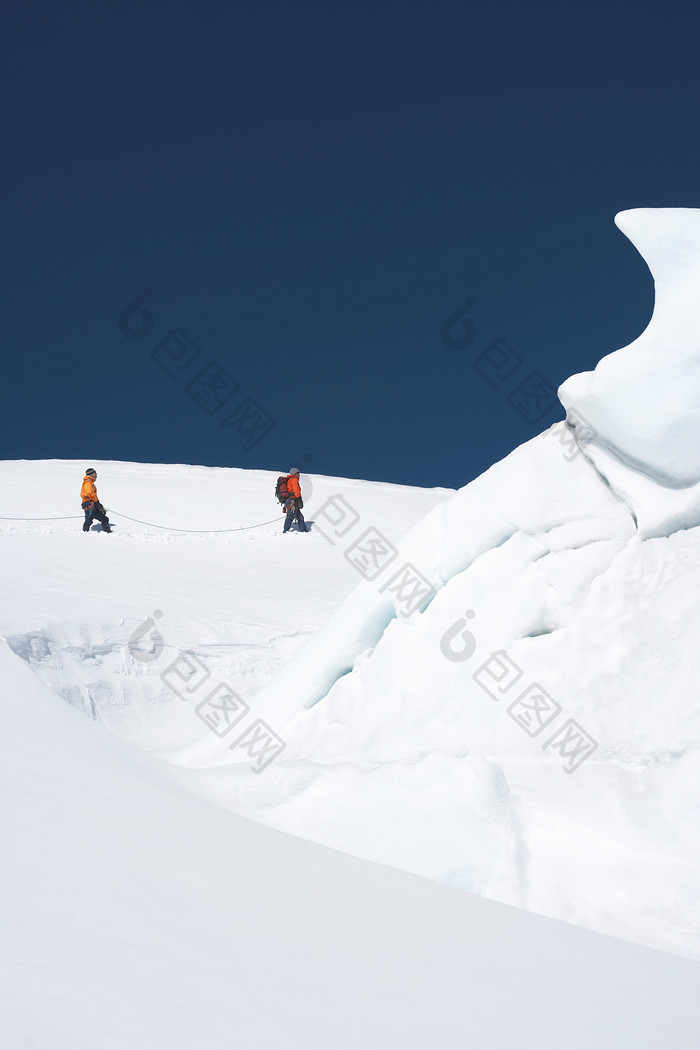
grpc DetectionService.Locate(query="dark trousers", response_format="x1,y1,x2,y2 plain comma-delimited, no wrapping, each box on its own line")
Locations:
283,498,306,532
82,501,111,532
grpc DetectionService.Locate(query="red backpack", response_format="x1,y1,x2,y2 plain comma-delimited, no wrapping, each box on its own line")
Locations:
275,476,289,503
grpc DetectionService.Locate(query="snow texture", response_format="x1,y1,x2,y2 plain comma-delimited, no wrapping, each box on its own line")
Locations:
561,207,700,531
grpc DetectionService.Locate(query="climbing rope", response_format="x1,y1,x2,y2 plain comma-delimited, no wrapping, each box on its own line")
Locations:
108,510,282,533
0,510,282,533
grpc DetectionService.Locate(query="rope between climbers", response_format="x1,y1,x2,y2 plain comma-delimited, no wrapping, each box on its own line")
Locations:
109,511,282,533
0,511,282,533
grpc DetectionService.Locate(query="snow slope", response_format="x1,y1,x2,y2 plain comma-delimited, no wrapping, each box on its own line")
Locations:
0,460,451,752
2,447,699,969
561,208,700,488
3,632,699,1049
172,432,700,960
560,208,700,535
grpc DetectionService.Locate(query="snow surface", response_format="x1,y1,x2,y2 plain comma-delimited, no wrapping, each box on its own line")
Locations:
3,626,699,1048
2,458,700,1047
4,208,700,1044
561,207,700,523
167,431,700,961
0,461,448,755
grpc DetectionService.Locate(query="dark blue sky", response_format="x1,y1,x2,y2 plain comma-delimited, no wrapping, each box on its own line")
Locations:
2,0,698,489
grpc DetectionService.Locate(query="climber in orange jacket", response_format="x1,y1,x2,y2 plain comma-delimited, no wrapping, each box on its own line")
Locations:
81,468,112,533
282,467,307,533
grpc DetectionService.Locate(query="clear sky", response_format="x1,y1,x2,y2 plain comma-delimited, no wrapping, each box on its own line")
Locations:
2,0,698,490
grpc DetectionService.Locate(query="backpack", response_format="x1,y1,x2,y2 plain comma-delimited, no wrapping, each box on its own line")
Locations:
275,476,289,503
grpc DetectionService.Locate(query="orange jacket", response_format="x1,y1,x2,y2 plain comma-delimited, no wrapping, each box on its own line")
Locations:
286,474,301,499
81,476,98,503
